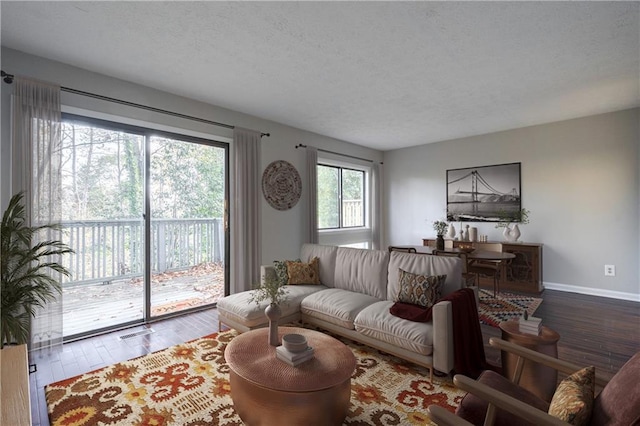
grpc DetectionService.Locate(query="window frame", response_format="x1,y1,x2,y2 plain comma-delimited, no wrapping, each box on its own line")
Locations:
317,157,372,248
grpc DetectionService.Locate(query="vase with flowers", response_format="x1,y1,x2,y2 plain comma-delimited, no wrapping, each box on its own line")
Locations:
433,220,448,250
249,272,289,346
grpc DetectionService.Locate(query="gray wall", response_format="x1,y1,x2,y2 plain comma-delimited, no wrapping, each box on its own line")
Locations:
0,48,383,273
384,109,640,300
3,48,638,300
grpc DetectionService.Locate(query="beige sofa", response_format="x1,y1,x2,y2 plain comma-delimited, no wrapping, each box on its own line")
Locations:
217,243,464,378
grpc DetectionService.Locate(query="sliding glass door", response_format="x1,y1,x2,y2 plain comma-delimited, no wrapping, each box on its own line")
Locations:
148,135,228,317
59,114,228,338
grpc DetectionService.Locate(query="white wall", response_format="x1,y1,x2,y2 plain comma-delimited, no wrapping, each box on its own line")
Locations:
0,48,383,276
384,109,640,300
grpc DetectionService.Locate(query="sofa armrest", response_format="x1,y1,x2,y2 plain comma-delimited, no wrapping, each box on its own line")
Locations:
260,265,277,287
433,300,455,374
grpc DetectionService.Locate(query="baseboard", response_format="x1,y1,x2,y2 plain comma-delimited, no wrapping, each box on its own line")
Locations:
544,282,640,302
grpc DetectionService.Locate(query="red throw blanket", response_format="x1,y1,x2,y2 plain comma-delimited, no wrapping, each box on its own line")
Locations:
390,288,488,378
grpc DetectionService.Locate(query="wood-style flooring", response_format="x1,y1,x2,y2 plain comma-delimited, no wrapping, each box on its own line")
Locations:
28,289,640,425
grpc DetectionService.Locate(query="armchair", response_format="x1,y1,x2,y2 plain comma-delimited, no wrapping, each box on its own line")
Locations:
427,337,640,426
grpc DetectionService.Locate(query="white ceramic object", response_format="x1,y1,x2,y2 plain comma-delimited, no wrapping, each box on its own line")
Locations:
447,223,456,239
265,304,282,346
503,224,521,242
282,333,308,352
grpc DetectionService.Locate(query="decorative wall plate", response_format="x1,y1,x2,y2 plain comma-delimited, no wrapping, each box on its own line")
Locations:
262,160,302,211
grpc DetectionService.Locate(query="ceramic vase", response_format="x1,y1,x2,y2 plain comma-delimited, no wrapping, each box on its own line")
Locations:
264,303,281,346
469,227,478,242
447,224,456,239
502,224,521,243
436,235,445,250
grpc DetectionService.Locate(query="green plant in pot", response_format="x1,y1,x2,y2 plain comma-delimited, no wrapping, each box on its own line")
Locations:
433,220,448,250
1,192,73,348
250,270,289,346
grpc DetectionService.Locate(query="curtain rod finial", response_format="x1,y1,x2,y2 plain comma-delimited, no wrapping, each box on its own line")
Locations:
1,70,14,84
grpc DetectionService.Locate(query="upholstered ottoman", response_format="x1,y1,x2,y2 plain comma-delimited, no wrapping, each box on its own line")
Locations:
217,284,326,332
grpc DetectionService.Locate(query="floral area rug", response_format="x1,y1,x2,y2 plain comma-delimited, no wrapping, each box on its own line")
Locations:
478,289,543,327
46,329,465,425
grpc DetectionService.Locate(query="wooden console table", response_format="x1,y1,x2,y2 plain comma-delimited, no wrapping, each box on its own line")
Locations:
1,344,32,426
423,239,543,294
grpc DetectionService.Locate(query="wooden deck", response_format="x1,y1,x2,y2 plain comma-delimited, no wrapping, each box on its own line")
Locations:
62,264,225,337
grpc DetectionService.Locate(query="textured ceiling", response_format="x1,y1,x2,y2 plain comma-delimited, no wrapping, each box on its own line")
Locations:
1,2,638,150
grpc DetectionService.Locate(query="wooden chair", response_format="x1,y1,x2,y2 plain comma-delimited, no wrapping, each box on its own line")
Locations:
432,250,476,288
466,243,503,297
426,337,640,426
388,246,417,253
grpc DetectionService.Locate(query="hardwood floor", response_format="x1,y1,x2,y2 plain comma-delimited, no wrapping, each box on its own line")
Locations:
29,289,639,425
482,289,640,383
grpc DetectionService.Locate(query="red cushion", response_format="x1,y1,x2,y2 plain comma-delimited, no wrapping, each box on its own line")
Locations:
455,370,549,426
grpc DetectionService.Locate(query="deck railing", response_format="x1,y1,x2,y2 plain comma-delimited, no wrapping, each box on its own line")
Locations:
59,218,224,286
343,199,363,227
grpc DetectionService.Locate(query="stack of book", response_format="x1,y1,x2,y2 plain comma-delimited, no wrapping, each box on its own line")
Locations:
275,345,314,366
519,315,542,335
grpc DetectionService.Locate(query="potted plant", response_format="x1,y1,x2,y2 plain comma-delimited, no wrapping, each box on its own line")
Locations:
433,220,448,250
495,208,530,242
1,192,73,348
250,272,289,346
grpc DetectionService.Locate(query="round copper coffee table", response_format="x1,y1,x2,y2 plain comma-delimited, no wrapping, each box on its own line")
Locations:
224,326,356,425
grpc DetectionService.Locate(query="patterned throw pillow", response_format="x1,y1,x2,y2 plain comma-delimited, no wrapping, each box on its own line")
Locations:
285,257,321,285
273,259,300,286
548,366,595,426
396,269,446,308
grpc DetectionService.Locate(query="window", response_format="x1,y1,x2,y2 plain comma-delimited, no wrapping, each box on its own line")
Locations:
318,164,365,229
317,161,371,248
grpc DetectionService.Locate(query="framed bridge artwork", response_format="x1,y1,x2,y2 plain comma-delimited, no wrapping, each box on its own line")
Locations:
446,162,521,222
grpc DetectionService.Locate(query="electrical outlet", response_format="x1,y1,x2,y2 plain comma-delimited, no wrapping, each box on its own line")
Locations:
604,265,616,277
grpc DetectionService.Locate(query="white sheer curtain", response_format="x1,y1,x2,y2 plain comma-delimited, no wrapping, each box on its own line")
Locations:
371,162,384,250
306,146,318,244
11,77,64,350
231,128,262,293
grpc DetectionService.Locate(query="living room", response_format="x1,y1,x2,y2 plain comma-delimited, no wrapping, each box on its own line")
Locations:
1,2,639,425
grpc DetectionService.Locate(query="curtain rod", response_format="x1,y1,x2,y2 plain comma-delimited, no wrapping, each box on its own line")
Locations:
295,144,382,164
1,70,270,137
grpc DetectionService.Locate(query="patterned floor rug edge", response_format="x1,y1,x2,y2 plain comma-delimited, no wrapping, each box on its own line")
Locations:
478,289,543,328
45,328,465,425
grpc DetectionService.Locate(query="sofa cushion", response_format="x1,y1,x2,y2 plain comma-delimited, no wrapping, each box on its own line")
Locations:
590,351,640,426
548,366,595,425
286,257,321,285
354,301,435,356
218,284,327,328
273,258,300,286
333,247,389,299
301,288,380,329
396,269,446,308
301,244,338,287
388,252,462,302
